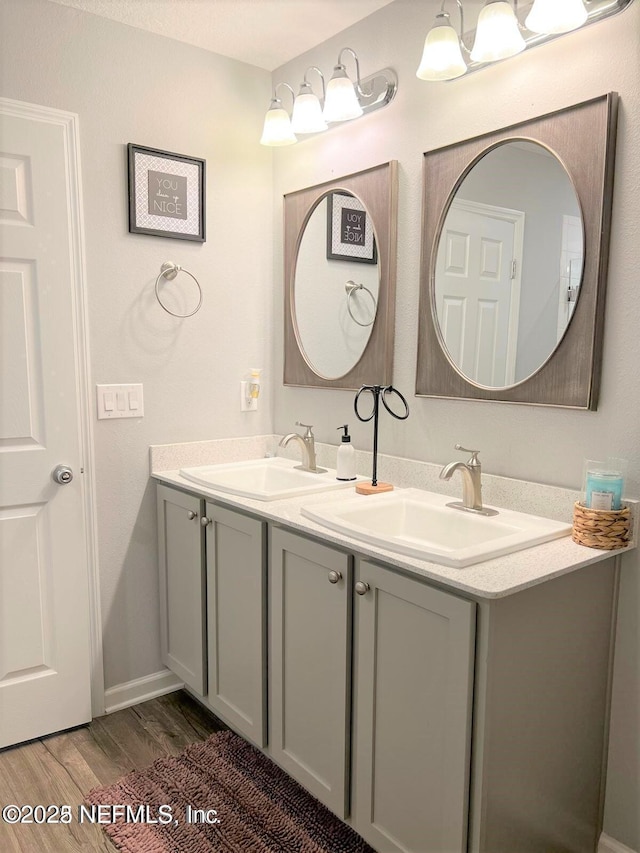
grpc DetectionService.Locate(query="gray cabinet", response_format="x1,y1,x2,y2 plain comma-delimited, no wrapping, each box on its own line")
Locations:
352,559,476,853
156,484,206,695
204,502,266,747
467,562,617,853
269,527,352,819
157,482,617,853
156,485,266,747
269,528,476,848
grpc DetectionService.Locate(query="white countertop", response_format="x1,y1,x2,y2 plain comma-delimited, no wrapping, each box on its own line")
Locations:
152,467,634,600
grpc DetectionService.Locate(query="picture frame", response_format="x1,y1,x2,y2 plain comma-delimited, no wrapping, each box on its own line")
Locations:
127,144,206,242
326,192,377,264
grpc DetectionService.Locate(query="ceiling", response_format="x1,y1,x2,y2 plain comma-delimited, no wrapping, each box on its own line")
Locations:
45,0,399,71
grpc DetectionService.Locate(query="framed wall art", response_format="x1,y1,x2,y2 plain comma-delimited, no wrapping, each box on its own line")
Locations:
326,192,377,264
127,144,206,242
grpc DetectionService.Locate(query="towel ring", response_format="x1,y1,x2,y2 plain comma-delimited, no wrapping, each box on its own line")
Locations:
345,280,377,327
155,262,203,318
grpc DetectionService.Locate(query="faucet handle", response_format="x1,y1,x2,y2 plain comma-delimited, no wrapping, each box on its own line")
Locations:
295,421,314,438
455,444,481,466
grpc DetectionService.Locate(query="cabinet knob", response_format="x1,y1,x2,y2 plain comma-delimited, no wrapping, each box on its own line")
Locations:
187,510,197,520
355,581,370,596
200,516,212,527
327,570,342,584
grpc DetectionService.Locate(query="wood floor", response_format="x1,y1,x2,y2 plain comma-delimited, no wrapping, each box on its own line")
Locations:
0,690,224,853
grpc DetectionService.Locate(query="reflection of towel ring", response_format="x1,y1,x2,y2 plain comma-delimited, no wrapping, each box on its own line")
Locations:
155,261,203,318
345,280,377,327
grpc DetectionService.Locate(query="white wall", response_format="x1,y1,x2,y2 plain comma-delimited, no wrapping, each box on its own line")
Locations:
271,1,640,847
1,0,638,846
0,0,274,690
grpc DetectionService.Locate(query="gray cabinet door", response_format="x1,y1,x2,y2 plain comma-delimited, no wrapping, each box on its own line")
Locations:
269,528,352,819
156,484,206,695
205,502,266,747
353,559,476,853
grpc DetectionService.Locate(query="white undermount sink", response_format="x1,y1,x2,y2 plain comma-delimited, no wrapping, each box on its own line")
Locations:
301,488,571,568
179,457,361,501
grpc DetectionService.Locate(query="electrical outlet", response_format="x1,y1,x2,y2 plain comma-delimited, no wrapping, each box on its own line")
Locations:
240,381,258,412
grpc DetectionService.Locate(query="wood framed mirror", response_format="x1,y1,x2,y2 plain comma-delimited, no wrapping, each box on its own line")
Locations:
416,94,618,409
284,161,398,389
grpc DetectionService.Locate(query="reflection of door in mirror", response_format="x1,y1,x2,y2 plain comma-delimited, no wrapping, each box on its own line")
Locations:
556,215,582,341
434,141,584,389
294,192,379,380
435,199,524,387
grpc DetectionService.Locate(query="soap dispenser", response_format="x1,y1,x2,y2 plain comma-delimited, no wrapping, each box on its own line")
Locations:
336,425,356,481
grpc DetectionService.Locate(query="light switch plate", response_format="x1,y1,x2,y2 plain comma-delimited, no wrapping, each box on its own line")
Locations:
97,383,144,419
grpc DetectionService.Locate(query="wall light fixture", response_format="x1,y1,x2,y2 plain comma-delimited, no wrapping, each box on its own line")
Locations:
525,0,588,34
261,47,397,146
416,4,468,80
470,1,526,62
291,67,327,134
416,0,634,83
260,82,297,146
323,48,365,121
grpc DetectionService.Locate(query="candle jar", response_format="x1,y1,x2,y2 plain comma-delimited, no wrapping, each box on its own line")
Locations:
583,459,626,511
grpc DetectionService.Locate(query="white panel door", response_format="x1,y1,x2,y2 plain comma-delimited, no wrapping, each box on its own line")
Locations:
0,103,91,747
435,199,524,387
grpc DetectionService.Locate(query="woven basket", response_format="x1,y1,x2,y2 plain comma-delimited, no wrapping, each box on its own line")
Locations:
572,501,631,549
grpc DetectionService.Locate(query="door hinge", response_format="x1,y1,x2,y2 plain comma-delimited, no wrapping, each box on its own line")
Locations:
511,259,517,279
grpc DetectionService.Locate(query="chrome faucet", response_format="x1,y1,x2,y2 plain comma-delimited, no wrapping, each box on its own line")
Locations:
279,422,326,473
439,445,498,517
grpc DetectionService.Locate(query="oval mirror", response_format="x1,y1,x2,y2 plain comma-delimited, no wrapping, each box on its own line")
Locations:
293,191,379,380
434,140,584,389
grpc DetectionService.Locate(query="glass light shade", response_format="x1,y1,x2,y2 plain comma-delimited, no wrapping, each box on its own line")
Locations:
291,85,328,134
416,14,467,81
525,0,588,34
322,69,363,122
470,1,526,63
260,103,296,146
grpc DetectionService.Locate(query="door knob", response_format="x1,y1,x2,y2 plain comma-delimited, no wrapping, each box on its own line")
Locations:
187,510,197,520
355,581,370,596
200,516,212,527
52,465,74,485
328,570,342,584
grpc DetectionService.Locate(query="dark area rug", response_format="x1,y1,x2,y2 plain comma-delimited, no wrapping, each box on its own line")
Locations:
86,729,374,853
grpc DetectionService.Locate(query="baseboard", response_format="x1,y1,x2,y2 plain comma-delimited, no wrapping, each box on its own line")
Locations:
103,669,184,714
599,833,638,853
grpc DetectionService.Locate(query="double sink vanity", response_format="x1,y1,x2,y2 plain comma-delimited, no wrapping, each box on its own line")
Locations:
151,90,625,853
151,436,632,853
179,455,570,568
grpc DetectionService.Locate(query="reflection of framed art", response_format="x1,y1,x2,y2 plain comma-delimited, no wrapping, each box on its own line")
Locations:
127,144,206,242
326,192,377,264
